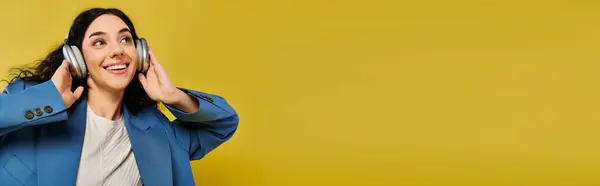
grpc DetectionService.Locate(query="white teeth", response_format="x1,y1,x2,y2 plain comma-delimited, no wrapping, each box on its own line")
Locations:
106,64,127,70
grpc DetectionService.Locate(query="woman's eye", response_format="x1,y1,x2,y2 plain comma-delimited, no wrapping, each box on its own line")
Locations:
93,40,105,46
121,37,132,43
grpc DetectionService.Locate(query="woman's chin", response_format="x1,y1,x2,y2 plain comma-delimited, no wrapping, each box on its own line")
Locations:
101,78,132,91
108,84,129,91
88,70,135,92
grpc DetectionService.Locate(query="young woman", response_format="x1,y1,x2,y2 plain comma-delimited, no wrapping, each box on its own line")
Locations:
0,8,239,186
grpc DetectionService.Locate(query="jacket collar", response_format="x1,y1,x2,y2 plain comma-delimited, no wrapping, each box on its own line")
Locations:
73,95,153,131
37,96,173,186
122,100,151,131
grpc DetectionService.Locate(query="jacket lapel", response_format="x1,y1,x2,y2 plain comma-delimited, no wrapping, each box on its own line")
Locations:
124,105,173,186
37,97,87,186
36,98,174,186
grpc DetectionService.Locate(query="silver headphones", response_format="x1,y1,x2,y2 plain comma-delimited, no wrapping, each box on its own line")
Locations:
62,34,149,79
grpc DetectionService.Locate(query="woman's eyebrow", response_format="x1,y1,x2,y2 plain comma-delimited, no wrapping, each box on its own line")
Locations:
89,31,106,38
88,28,131,39
119,28,131,34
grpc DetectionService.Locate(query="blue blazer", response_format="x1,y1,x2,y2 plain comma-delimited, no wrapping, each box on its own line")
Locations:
0,79,239,186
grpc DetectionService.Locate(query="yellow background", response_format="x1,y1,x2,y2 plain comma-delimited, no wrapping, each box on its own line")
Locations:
1,0,600,185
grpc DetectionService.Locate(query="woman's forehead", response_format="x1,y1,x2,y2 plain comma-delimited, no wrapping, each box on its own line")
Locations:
85,14,130,37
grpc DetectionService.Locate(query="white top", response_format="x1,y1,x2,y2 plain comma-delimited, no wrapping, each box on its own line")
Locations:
75,105,143,186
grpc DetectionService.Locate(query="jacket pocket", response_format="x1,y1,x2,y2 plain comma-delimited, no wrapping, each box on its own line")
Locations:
0,167,25,186
2,156,35,186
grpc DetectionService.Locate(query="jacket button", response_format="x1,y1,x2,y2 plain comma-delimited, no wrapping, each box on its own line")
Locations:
24,110,34,120
34,108,43,116
44,106,53,113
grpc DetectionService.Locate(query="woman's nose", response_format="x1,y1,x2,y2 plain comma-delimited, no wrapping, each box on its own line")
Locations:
109,43,125,58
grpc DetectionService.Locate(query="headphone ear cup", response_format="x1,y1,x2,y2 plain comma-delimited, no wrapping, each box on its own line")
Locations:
70,46,87,78
136,38,149,72
62,45,84,79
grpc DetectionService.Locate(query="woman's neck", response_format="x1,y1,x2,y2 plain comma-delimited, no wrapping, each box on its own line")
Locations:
86,86,125,121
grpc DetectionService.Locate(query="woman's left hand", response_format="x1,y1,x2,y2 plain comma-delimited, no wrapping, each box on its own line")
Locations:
138,47,183,105
139,47,199,113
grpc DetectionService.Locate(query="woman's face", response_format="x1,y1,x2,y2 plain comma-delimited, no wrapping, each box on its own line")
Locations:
81,14,138,92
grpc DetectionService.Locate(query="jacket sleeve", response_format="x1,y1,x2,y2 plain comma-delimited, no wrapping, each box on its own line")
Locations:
162,88,239,160
0,79,68,136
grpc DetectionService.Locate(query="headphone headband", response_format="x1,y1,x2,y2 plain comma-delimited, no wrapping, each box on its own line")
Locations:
64,33,69,44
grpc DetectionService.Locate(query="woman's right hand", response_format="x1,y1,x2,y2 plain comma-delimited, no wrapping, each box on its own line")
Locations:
50,60,84,109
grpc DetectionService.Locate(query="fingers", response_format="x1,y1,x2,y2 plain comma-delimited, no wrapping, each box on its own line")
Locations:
148,47,158,66
57,60,67,74
147,47,169,78
148,48,165,69
138,73,149,91
62,60,73,72
59,60,74,79
145,63,158,81
52,60,73,88
72,86,84,100
61,60,69,68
